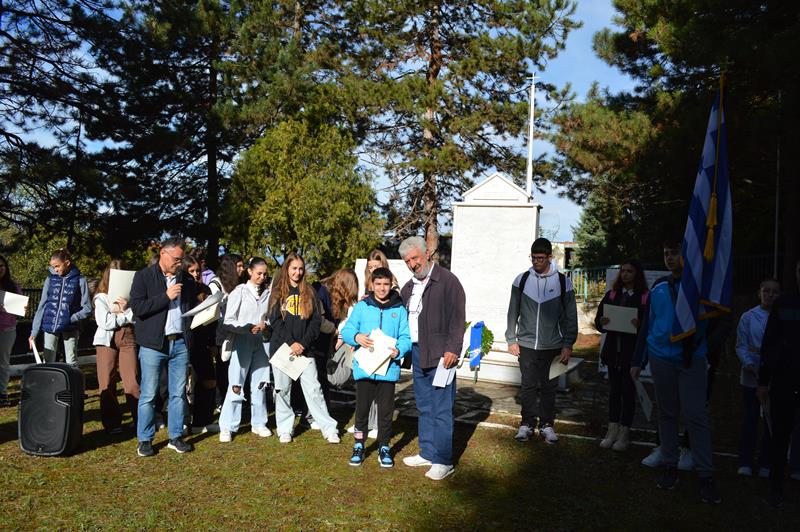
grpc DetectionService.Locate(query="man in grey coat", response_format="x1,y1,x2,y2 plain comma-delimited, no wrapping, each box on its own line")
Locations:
506,238,578,444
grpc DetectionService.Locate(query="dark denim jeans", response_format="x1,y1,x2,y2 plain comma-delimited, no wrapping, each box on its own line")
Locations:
412,344,456,466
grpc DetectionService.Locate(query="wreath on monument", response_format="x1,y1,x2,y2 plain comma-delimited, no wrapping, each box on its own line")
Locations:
458,321,495,383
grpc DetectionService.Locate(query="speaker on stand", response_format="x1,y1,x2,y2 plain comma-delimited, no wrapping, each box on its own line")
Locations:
18,363,84,456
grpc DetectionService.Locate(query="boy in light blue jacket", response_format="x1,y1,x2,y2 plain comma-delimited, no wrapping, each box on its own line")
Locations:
341,267,411,467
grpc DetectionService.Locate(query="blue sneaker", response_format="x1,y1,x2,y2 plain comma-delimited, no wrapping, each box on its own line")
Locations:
378,445,394,468
349,443,365,466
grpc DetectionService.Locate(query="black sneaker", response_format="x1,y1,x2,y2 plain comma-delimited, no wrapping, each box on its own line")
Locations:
349,443,365,466
699,477,722,504
167,437,193,454
137,441,155,457
378,445,394,468
657,466,679,490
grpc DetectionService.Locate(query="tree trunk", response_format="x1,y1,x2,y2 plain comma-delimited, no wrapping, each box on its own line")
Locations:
422,3,442,259
206,38,219,267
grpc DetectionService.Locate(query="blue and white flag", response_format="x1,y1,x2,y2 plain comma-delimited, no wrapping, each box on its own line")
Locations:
468,321,484,368
672,88,733,342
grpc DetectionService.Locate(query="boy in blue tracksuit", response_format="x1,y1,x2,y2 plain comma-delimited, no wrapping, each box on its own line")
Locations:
342,267,411,467
631,240,720,504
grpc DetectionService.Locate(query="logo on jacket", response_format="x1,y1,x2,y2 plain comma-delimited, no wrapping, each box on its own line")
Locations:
391,312,398,318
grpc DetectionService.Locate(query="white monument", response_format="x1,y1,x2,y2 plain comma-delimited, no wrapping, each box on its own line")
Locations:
449,171,541,384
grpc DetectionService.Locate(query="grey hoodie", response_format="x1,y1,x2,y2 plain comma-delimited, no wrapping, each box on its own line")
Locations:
505,264,578,351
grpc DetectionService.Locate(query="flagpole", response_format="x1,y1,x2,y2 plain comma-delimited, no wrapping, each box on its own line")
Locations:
525,73,536,201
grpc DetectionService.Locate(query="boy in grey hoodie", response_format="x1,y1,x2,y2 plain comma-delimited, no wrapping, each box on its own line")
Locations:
506,238,578,444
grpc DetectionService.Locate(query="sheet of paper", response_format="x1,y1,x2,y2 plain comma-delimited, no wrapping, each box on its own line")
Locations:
603,304,638,334
190,302,220,329
181,291,224,318
269,343,311,381
634,378,653,422
548,356,583,380
432,358,456,388
354,333,394,377
108,269,137,303
369,328,397,376
31,342,42,364
0,290,29,317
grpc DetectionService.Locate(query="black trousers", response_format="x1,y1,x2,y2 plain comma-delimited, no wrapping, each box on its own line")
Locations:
769,387,800,495
608,363,636,426
191,344,216,427
355,379,395,446
518,347,560,427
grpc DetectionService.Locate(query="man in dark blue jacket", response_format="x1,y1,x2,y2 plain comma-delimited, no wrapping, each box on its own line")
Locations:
130,238,197,457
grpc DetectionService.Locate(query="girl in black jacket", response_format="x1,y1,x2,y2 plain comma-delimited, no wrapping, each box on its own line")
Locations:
594,260,649,451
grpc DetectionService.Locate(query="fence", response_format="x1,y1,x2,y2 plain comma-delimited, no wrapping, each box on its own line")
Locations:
566,254,782,302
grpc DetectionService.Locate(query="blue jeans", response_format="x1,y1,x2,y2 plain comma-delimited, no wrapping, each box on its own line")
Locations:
219,336,270,432
412,344,456,466
137,339,189,441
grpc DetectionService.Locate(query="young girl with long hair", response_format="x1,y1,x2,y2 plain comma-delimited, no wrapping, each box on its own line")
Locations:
363,249,397,296
0,254,22,406
219,257,272,441
594,259,649,451
30,249,92,365
182,255,219,434
210,253,244,406
93,259,140,433
268,253,340,444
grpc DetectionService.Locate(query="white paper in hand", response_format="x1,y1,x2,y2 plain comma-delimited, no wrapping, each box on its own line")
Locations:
432,358,456,388
31,342,43,364
354,329,395,376
603,304,638,334
181,291,224,317
548,356,583,380
190,303,220,329
108,269,137,303
270,343,311,381
0,290,29,317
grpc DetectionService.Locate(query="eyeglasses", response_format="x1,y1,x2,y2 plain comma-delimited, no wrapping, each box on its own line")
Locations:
162,248,184,264
530,255,549,263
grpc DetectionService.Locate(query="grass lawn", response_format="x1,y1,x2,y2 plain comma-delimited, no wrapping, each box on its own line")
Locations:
1,367,798,531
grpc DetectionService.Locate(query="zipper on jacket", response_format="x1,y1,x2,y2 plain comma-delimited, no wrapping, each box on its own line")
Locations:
55,275,65,331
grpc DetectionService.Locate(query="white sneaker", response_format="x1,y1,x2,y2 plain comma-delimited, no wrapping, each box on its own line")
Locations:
402,454,433,467
346,425,355,434
368,429,378,439
279,433,292,443
641,446,664,467
326,433,341,444
251,426,273,438
540,425,559,444
515,424,535,442
425,464,455,481
219,430,232,443
737,466,753,476
310,421,321,431
678,447,694,471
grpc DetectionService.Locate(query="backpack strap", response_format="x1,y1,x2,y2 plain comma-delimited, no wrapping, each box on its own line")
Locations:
516,271,531,319
559,272,566,307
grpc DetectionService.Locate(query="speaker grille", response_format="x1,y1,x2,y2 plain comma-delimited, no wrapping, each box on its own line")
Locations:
19,365,76,455
56,391,72,405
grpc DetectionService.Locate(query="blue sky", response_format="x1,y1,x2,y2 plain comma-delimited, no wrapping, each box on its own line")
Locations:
534,0,635,242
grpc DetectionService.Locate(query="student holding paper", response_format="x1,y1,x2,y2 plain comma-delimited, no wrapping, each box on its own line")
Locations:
341,267,411,467
93,260,140,433
268,253,340,444
183,255,219,435
29,248,92,366
0,254,22,406
218,257,272,442
594,260,649,451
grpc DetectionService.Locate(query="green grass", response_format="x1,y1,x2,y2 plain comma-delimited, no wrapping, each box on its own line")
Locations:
0,367,797,531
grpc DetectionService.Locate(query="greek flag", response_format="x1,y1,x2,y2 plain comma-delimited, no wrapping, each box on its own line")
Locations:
672,89,733,342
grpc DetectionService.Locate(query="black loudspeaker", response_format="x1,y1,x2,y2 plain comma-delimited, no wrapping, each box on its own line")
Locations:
19,363,84,456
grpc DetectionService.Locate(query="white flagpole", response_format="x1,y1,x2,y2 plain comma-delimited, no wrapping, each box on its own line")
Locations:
525,73,536,201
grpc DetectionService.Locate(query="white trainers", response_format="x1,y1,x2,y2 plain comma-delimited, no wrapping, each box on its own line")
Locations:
678,447,694,471
540,425,559,444
326,433,341,444
599,422,620,449
310,421,321,431
219,430,232,443
368,429,378,439
515,424,535,442
425,464,455,481
641,446,664,467
279,433,292,443
737,466,753,476
402,454,433,467
251,426,273,438
346,424,355,433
